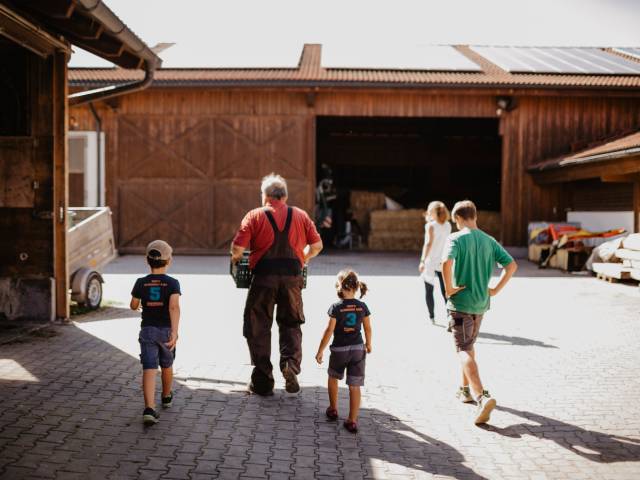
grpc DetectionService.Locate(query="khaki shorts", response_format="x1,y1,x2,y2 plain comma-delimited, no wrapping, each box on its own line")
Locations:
448,310,483,352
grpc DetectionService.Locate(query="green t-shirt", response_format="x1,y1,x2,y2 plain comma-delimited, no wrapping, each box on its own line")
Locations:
444,228,514,315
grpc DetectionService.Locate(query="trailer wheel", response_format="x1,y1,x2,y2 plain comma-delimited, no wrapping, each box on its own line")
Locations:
82,273,103,310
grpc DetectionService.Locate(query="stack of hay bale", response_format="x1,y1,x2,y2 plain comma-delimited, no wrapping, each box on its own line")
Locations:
349,191,386,241
368,209,425,251
477,211,501,241
366,209,502,251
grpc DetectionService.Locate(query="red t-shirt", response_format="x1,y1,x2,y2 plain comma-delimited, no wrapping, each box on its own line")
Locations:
233,200,321,270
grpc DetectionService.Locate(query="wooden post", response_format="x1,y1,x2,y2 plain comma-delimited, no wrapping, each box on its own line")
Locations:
53,50,69,321
634,180,640,233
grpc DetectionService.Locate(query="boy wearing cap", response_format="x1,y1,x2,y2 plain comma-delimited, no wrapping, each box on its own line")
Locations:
130,240,181,425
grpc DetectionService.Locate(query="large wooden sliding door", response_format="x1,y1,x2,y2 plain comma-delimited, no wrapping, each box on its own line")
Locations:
115,114,313,253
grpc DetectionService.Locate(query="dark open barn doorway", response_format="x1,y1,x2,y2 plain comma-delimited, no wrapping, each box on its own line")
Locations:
315,116,502,249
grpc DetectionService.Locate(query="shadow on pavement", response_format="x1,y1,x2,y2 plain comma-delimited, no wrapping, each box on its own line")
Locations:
432,322,558,348
481,405,640,463
0,322,487,479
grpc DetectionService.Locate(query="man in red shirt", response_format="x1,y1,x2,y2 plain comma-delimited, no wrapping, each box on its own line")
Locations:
231,173,323,396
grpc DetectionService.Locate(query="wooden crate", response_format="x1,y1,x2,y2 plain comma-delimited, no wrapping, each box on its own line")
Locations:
592,263,634,282
548,248,590,272
528,244,551,263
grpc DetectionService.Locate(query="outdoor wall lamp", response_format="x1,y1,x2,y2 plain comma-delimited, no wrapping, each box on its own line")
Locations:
496,96,516,116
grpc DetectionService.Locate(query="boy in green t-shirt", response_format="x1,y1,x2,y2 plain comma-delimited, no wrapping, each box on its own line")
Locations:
442,200,517,425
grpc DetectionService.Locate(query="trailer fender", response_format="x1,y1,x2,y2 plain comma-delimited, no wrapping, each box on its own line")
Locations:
71,268,104,303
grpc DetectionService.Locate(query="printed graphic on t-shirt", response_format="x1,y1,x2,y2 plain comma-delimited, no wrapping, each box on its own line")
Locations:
143,279,168,307
328,299,371,347
131,274,181,328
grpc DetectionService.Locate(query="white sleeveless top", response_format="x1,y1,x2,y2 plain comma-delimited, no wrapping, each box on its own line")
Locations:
421,220,452,282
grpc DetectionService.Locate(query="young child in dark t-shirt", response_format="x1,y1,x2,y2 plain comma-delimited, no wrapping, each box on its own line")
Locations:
130,240,181,425
315,269,372,433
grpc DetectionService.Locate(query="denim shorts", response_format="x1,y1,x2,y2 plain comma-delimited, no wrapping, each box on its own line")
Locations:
139,326,175,370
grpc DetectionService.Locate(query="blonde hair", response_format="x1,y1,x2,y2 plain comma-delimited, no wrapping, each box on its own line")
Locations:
335,269,368,299
426,201,450,223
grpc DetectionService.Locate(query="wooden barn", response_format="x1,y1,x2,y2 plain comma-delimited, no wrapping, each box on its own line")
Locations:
0,0,159,321
67,44,640,253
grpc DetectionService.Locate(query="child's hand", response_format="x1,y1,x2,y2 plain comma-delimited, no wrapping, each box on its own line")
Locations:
446,285,466,298
488,287,499,297
165,331,178,350
315,352,323,364
366,343,372,354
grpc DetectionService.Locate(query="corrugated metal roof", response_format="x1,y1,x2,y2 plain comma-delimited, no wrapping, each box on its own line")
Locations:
69,44,640,89
529,130,640,172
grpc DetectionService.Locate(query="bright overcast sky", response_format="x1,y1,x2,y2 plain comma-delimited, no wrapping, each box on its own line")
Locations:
69,0,640,68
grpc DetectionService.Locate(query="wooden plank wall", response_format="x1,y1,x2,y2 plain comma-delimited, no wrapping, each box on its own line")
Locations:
72,90,316,253
71,87,640,249
501,96,640,244
0,46,56,321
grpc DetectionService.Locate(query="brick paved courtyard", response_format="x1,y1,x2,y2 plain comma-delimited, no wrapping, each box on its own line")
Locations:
1,253,639,479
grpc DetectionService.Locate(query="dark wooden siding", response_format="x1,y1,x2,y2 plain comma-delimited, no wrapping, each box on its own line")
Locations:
71,87,640,249
0,47,55,277
501,96,640,244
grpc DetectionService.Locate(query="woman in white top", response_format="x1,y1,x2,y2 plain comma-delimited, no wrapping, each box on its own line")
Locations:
418,201,452,323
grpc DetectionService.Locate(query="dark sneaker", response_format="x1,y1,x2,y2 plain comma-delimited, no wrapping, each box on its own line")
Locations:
248,381,274,397
142,407,159,425
326,407,338,421
474,390,497,425
282,365,300,394
161,391,173,408
343,419,358,433
456,386,475,404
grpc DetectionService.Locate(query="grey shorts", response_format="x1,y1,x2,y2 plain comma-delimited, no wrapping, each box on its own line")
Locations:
328,345,366,386
448,311,483,352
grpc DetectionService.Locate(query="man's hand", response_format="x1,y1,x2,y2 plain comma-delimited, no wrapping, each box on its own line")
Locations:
418,261,425,273
365,343,372,354
165,331,178,350
230,243,245,264
315,352,323,364
304,241,323,264
446,285,466,298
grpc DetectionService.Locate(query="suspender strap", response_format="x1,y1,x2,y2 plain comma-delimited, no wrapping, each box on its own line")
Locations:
263,207,293,234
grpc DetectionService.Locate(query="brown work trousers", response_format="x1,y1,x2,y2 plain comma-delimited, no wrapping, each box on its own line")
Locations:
243,274,305,394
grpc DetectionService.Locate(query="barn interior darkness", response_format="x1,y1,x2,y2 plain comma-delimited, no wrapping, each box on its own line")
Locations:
316,116,502,230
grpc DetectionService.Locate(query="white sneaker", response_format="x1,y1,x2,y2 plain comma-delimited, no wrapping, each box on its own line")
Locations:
474,390,497,424
456,386,475,404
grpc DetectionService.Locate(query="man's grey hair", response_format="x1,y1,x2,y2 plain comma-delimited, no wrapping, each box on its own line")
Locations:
261,173,288,200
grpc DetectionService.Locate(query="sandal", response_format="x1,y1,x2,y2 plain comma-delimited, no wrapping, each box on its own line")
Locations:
343,419,358,433
326,407,338,421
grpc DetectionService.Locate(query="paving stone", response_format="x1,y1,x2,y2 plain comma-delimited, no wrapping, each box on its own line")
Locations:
1,255,639,480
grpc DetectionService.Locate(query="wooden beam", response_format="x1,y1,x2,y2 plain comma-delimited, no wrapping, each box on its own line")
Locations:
26,0,75,19
634,180,640,233
531,156,640,184
53,50,69,321
601,173,640,183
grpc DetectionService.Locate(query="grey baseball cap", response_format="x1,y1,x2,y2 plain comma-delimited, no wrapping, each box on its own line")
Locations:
146,239,173,261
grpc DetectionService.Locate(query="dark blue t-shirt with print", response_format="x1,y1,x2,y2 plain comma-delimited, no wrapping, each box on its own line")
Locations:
328,299,370,347
131,274,181,328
